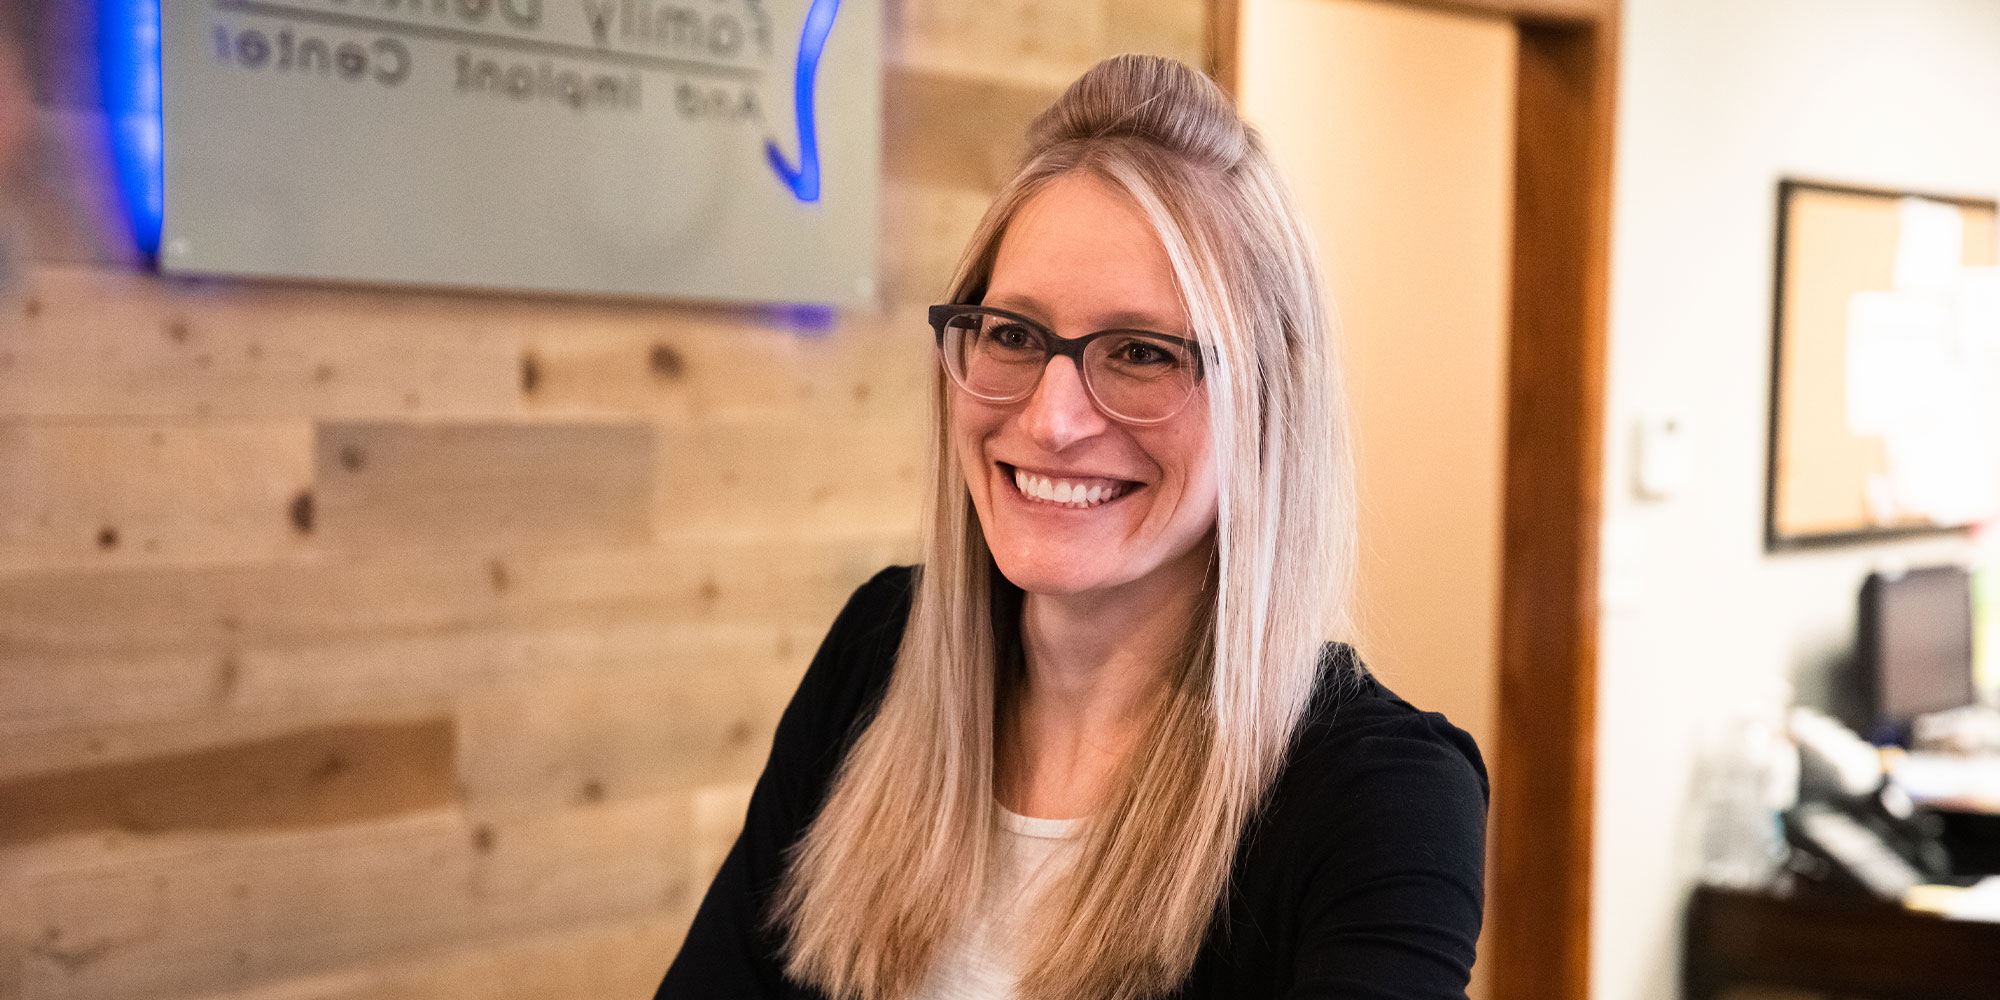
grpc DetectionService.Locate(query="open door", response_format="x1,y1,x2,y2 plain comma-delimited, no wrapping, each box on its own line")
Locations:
1214,2,1617,998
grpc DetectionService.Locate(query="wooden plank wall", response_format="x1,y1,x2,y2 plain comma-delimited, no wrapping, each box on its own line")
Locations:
0,2,1206,998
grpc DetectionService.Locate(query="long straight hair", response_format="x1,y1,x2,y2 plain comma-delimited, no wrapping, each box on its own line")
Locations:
772,55,1356,1000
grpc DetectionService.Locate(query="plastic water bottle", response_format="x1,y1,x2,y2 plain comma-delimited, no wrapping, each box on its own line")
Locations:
1697,691,1800,890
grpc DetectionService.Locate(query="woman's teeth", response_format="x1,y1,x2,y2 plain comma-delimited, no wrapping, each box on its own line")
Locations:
1011,468,1129,508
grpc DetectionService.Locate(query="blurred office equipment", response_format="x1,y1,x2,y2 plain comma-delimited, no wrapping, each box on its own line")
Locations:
1977,530,2000,700
1696,704,1798,891
1859,564,1977,737
1685,563,2000,999
1783,707,1951,899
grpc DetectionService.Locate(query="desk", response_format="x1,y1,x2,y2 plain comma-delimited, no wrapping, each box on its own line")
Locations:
1684,885,2000,1000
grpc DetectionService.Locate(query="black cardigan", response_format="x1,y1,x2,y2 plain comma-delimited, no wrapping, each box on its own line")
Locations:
656,566,1488,999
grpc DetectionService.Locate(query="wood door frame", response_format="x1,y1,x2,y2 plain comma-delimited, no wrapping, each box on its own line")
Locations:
1209,2,1617,998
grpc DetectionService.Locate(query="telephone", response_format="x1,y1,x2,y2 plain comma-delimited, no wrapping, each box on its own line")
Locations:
1783,708,1963,900
1783,800,1944,901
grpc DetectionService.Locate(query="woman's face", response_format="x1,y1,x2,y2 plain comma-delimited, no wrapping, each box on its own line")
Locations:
953,172,1219,602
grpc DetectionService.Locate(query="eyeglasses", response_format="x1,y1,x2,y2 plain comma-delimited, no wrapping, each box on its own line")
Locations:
928,304,1206,425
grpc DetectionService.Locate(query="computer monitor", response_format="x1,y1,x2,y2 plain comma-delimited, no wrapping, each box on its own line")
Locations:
1860,565,1975,730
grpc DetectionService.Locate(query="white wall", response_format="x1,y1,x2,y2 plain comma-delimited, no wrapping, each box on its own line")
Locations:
1595,1,2000,997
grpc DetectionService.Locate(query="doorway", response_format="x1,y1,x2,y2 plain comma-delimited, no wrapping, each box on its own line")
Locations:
1216,1,1617,998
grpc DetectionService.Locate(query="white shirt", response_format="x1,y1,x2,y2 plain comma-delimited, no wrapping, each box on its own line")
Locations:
910,804,1084,999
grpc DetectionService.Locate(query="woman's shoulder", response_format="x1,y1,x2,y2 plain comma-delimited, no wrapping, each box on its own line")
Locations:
767,565,918,778
1270,643,1491,836
832,564,920,649
799,563,918,698
1209,646,1489,994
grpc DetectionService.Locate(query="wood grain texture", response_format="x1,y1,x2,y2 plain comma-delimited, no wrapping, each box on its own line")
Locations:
690,782,756,884
655,421,928,539
0,533,912,658
0,266,522,420
0,795,694,1000
0,422,313,573
4,609,826,739
888,0,1203,91
0,266,939,424
312,422,655,551
888,0,1115,92
458,656,806,817
184,913,691,1000
1488,13,1615,1000
0,701,454,785
880,184,995,304
0,718,455,844
882,68,1061,191
1206,0,1241,95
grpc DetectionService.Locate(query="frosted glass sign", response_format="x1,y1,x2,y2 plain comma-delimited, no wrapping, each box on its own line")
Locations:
159,0,880,304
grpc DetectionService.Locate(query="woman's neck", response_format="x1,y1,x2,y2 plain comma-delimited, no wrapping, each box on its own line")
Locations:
997,561,1210,819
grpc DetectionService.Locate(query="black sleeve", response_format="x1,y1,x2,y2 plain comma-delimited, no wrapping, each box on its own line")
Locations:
654,567,912,999
1286,716,1488,1000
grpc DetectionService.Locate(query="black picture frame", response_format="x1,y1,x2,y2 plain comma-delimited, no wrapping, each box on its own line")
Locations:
1764,178,1998,552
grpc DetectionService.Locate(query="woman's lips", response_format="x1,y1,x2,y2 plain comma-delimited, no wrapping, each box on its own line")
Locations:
1001,463,1136,509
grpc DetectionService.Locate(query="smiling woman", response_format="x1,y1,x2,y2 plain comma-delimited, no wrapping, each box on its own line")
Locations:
655,54,1488,1000
950,174,1218,605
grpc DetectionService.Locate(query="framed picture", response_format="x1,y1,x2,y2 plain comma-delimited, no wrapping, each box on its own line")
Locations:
1765,179,2000,550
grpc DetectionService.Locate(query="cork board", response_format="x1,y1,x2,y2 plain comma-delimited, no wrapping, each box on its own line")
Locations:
1766,180,2000,550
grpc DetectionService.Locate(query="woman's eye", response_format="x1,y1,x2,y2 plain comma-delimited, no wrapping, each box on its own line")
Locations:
990,324,1037,349
1116,341,1178,366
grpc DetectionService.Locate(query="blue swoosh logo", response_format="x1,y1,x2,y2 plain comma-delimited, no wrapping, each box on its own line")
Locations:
100,0,165,257
765,0,840,202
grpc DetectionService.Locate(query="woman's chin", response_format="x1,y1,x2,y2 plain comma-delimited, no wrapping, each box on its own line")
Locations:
988,551,1135,600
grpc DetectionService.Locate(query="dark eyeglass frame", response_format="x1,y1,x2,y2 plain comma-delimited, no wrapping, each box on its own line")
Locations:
927,303,1207,425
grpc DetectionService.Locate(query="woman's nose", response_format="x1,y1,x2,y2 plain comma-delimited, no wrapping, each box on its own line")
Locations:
1018,355,1109,450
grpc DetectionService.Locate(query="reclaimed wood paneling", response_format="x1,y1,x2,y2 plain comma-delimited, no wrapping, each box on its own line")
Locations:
888,0,1114,91
880,184,995,304
655,422,928,539
0,703,453,785
0,533,910,657
311,422,655,552
0,422,313,573
0,267,522,420
0,795,693,1000
0,718,456,844
0,0,1210,995
459,664,801,817
3,617,815,738
186,914,690,1000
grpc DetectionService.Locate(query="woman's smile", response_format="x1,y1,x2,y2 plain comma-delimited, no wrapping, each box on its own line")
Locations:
999,462,1139,509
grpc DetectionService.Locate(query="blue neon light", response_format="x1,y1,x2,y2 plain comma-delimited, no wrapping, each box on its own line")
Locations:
767,303,837,334
100,0,165,258
765,0,840,203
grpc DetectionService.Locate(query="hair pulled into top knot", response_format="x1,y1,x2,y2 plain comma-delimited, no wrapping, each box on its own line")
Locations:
777,49,1352,1000
1025,54,1248,170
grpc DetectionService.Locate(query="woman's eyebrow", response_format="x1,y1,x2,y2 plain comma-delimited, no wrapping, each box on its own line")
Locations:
983,292,1052,321
1093,310,1188,334
984,294,1186,335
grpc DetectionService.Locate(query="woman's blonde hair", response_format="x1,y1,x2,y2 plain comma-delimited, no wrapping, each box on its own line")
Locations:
773,54,1355,1000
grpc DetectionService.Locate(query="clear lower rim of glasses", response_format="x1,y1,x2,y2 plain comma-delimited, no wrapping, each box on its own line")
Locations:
940,358,1191,425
